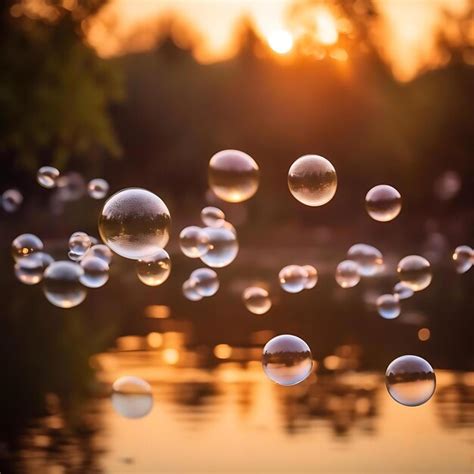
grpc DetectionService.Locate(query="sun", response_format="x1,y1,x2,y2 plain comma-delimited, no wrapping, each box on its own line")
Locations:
268,30,294,55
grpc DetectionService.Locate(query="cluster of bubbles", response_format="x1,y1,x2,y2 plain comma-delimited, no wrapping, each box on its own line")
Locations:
279,264,318,293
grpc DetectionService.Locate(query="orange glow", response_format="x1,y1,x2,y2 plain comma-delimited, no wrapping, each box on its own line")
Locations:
315,8,339,45
145,305,170,319
418,328,431,341
324,355,341,370
214,344,233,359
116,336,145,351
268,30,293,54
163,348,179,365
147,332,163,349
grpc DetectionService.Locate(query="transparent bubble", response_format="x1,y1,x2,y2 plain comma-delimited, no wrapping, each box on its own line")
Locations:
452,245,472,274
11,233,44,261
69,232,91,258
347,243,383,277
80,256,109,288
397,255,432,291
84,244,113,265
288,155,337,207
182,279,203,301
43,261,87,308
2,189,23,213
179,226,209,258
302,265,318,289
243,287,272,314
262,334,313,386
279,265,308,293
200,227,238,268
201,206,225,227
189,268,219,297
37,166,60,188
111,376,153,419
335,260,360,288
208,149,259,202
56,172,86,202
376,294,401,319
88,178,109,199
385,355,436,407
365,185,402,222
393,282,414,300
14,252,53,285
136,249,171,287
98,188,171,260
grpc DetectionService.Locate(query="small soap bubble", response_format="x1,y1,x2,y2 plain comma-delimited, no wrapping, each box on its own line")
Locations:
200,227,238,268
365,185,402,222
243,287,272,314
385,355,436,406
262,334,313,386
11,233,44,261
452,245,473,274
111,376,153,419
335,260,360,288
189,268,219,297
182,279,203,301
302,265,318,289
37,166,60,188
14,252,53,285
80,256,109,288
393,282,414,300
88,178,109,199
136,249,171,287
347,243,383,276
2,189,23,213
208,149,260,202
288,155,337,206
43,261,87,308
397,255,432,291
69,232,91,258
279,265,308,293
201,206,225,227
376,294,401,319
56,172,86,202
99,188,171,260
179,226,209,258
84,244,113,265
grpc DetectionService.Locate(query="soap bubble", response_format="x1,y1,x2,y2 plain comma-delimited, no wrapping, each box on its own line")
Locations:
11,233,44,261
393,282,414,300
385,355,436,407
14,252,53,285
452,245,472,274
182,279,203,301
200,227,238,268
136,249,171,286
84,244,113,265
288,155,337,206
179,226,209,258
201,206,225,227
2,189,23,213
87,178,109,199
37,166,60,188
279,265,308,293
56,172,86,202
302,265,318,289
189,268,219,297
80,256,109,288
376,294,401,319
365,185,402,222
335,260,360,288
69,232,91,259
99,188,171,260
262,334,313,386
43,261,87,308
111,376,153,419
347,243,383,276
208,149,259,202
397,255,432,291
243,287,272,314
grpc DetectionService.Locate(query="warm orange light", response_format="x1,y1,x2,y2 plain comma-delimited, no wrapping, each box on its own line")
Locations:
418,327,431,341
214,344,233,359
116,336,144,351
315,9,339,45
330,48,348,62
145,305,170,319
163,348,179,365
268,30,293,55
147,332,163,348
323,355,340,370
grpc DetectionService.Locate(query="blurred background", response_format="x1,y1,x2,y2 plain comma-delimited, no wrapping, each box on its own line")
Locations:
1,0,473,472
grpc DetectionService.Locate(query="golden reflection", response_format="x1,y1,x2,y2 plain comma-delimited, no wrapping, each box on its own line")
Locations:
214,343,233,359
147,332,163,349
418,327,431,341
145,304,170,319
163,348,180,365
314,7,339,45
268,30,294,54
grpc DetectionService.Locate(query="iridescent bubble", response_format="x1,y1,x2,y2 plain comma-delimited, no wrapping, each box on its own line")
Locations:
243,287,272,314
347,243,383,277
452,245,473,274
288,155,337,207
397,255,432,291
385,355,436,407
376,294,401,319
302,265,318,289
14,252,53,285
335,260,360,288
88,178,109,199
98,188,171,260
262,334,313,386
182,279,203,301
393,282,414,300
200,227,238,268
279,265,308,293
80,256,109,288
111,376,153,419
201,206,225,227
69,232,91,258
37,166,60,188
43,261,86,308
365,185,402,222
189,268,219,297
84,244,113,265
2,189,23,213
136,249,171,287
208,149,260,202
179,226,209,258
11,233,44,261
